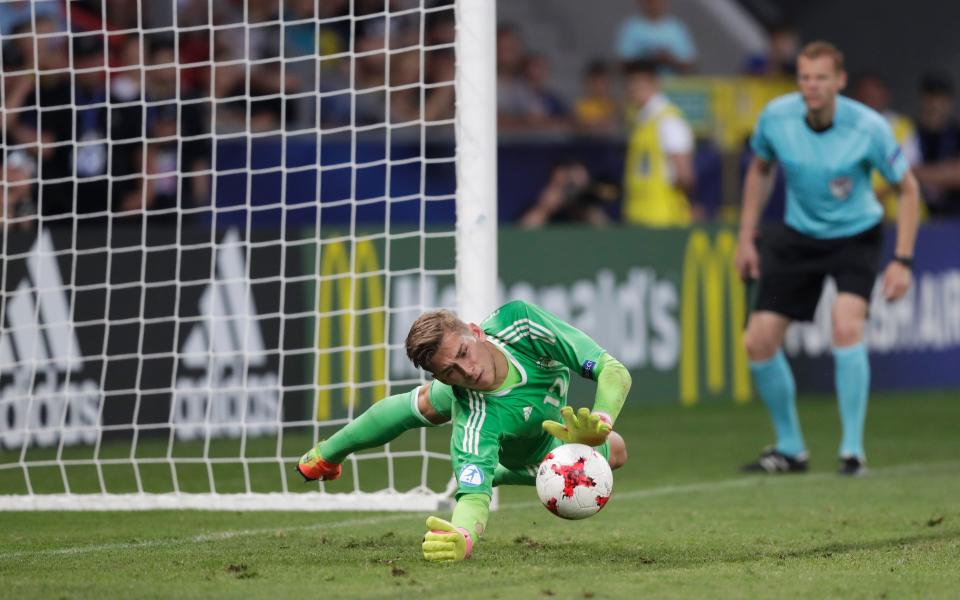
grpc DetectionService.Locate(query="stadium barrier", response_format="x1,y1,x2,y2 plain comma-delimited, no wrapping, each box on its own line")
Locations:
2,221,958,450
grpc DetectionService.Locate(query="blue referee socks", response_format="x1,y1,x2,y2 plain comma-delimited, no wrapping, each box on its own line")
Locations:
750,350,806,458
834,342,870,459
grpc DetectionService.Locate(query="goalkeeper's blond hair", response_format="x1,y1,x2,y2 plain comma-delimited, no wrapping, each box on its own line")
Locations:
405,309,469,370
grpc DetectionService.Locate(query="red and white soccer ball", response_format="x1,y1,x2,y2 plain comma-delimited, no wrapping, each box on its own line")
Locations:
536,443,613,520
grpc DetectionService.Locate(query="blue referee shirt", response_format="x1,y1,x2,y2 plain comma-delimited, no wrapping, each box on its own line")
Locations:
750,93,909,239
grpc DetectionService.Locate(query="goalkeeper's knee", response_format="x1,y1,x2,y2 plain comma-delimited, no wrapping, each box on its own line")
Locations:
608,431,627,470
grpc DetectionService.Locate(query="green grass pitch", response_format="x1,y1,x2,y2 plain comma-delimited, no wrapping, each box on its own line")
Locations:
1,390,959,599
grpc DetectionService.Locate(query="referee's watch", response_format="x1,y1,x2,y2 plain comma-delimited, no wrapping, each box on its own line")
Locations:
893,255,913,269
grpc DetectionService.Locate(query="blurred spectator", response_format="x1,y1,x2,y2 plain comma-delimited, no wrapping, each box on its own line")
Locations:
212,52,283,132
3,23,143,219
426,6,456,47
423,48,456,121
0,0,64,35
743,23,799,78
574,61,620,134
615,0,696,74
912,73,960,218
0,150,37,230
3,17,74,218
352,33,389,125
520,160,616,227
497,24,535,129
211,0,300,131
284,0,322,130
621,60,699,226
851,73,922,221
389,50,421,124
524,54,570,124
109,36,142,103
132,39,211,217
70,0,137,34
72,33,141,217
317,0,352,128
285,0,319,58
497,24,567,131
318,0,350,57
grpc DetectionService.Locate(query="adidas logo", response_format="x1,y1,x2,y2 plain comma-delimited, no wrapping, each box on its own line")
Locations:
173,230,279,441
523,406,533,421
0,232,100,449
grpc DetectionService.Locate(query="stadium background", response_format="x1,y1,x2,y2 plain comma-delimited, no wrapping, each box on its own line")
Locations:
1,0,958,437
1,2,959,598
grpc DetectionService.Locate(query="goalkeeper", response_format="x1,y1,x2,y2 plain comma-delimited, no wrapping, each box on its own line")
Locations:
297,300,631,562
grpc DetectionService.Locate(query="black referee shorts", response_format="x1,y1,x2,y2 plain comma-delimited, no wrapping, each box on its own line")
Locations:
754,223,883,322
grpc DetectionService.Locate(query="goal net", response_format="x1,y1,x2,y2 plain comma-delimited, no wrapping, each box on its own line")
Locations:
0,0,496,511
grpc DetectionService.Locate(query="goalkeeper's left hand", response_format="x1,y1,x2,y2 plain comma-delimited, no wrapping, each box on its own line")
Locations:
542,406,612,446
422,516,473,562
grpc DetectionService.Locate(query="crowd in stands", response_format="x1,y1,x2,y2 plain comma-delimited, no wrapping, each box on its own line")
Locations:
0,0,958,229
510,0,960,225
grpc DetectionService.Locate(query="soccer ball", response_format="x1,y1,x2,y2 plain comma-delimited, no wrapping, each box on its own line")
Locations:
535,443,613,520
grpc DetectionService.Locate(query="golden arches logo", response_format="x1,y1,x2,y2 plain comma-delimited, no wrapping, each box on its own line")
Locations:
679,230,751,406
316,240,386,420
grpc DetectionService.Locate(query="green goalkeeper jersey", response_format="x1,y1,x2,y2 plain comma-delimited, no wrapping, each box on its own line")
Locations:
425,300,608,498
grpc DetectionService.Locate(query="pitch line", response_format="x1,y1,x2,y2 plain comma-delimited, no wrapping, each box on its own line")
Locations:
1,459,957,561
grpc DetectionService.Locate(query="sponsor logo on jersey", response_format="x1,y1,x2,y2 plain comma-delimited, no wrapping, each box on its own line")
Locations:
459,464,484,486
522,406,533,421
580,359,597,378
829,176,853,200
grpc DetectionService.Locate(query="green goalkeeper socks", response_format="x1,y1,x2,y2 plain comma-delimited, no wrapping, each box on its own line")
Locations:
451,493,491,539
318,388,433,464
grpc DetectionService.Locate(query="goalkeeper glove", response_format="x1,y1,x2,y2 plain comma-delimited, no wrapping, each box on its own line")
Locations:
422,516,473,562
542,406,612,447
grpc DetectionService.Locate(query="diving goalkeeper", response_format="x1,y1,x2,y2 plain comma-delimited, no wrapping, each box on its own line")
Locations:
297,300,631,562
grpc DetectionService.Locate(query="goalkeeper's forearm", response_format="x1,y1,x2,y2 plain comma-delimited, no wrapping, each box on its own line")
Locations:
422,494,490,562
592,353,631,425
452,493,491,542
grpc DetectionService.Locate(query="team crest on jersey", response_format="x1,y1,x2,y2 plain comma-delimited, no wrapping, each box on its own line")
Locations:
536,357,561,369
459,464,484,487
829,176,853,200
523,406,533,421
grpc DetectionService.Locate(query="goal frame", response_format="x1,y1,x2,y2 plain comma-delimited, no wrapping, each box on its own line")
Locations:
0,0,497,512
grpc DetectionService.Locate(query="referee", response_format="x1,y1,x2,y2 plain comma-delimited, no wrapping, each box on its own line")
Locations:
735,41,920,476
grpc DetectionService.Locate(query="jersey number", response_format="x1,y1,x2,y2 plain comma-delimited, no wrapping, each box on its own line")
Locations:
543,377,566,407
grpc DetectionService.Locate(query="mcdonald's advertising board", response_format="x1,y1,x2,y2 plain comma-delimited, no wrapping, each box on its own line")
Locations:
305,225,753,416
2,222,957,449
307,223,960,419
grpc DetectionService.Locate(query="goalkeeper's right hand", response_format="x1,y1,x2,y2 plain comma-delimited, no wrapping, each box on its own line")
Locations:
422,516,473,562
542,406,612,447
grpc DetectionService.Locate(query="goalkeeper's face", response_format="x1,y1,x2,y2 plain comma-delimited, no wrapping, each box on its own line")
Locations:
427,324,501,391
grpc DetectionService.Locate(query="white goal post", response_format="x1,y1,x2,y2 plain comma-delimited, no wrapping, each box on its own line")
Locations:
0,0,496,511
